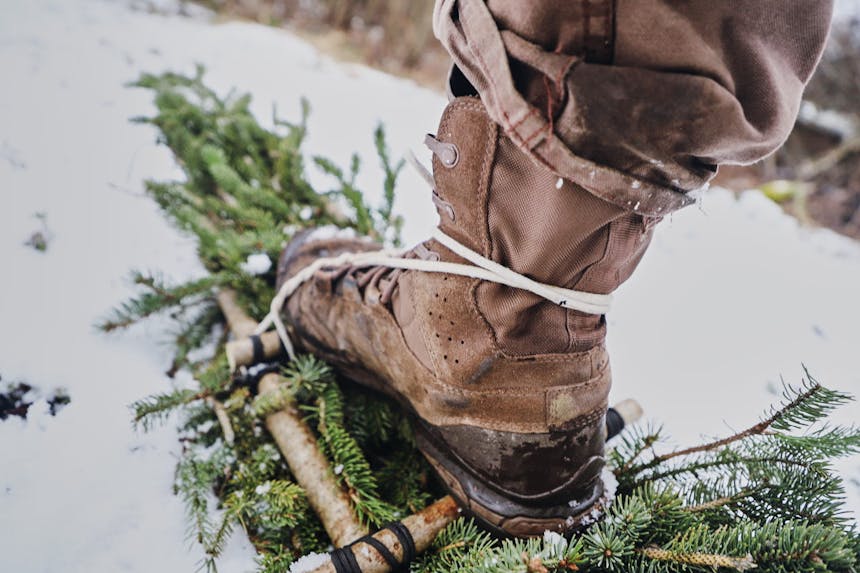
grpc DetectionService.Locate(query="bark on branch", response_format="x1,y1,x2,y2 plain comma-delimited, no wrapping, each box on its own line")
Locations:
259,371,369,545
226,330,282,371
216,289,368,546
308,496,461,573
216,290,258,338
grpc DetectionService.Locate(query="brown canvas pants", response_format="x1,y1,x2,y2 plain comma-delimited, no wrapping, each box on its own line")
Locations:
433,0,834,217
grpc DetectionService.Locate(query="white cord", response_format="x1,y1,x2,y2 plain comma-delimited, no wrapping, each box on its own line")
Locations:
254,230,611,361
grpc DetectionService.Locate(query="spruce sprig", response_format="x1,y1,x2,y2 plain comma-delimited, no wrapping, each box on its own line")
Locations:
108,69,859,573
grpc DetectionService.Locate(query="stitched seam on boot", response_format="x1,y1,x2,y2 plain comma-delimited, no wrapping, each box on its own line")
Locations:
421,366,606,399
479,113,495,256
460,99,506,360
555,405,607,433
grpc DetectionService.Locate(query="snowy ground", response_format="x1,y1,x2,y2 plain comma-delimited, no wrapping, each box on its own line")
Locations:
1,1,858,572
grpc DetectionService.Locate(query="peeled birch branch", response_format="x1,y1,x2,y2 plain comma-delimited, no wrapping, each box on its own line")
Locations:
206,396,235,445
216,290,258,338
259,371,369,546
226,330,282,371
307,496,461,573
215,289,368,547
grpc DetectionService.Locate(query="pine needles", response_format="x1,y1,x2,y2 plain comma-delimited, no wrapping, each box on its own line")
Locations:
106,69,860,573
104,67,433,570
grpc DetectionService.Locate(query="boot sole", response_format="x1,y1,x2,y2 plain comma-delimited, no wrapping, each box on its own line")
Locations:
413,418,606,538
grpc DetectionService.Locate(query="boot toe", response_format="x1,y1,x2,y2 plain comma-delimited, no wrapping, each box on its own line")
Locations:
276,226,381,289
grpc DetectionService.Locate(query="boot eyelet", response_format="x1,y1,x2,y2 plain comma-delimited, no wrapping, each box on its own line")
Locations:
440,145,459,168
425,134,459,168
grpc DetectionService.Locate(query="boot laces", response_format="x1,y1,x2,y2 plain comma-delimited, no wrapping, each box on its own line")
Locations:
253,142,613,361
318,147,449,307
353,240,439,306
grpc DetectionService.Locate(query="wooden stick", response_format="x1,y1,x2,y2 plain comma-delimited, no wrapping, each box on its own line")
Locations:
215,289,368,546
226,330,282,371
206,396,235,445
216,290,258,338
307,496,461,573
259,371,369,546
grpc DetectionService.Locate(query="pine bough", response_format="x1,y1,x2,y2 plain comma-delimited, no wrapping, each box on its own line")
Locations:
102,68,860,573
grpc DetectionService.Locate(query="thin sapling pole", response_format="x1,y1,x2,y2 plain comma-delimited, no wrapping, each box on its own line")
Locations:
216,289,368,546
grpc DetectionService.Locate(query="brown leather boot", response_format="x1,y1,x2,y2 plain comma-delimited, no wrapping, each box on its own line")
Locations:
275,97,657,537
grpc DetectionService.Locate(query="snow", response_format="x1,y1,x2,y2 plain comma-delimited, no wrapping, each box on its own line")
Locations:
0,1,858,572
834,0,860,21
799,101,857,139
601,467,619,501
288,551,329,573
241,252,274,276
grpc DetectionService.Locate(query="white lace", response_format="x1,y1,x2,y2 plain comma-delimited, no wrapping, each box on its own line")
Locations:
253,151,611,359
254,229,611,361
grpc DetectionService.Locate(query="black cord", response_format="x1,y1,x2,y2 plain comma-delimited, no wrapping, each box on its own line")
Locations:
386,522,416,566
363,536,400,570
249,334,265,364
331,544,362,573
328,521,417,573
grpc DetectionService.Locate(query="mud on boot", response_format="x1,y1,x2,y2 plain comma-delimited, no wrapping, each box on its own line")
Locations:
275,98,658,537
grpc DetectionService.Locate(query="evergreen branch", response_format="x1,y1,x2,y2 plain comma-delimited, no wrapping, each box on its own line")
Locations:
627,376,848,476
373,123,405,246
639,453,815,484
175,448,230,551
685,488,761,513
167,302,222,377
205,507,236,560
115,68,860,573
194,352,233,394
342,389,399,448
637,546,757,571
314,155,376,238
130,388,210,431
769,371,853,432
314,381,398,527
97,272,218,331
772,425,860,459
612,422,663,476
